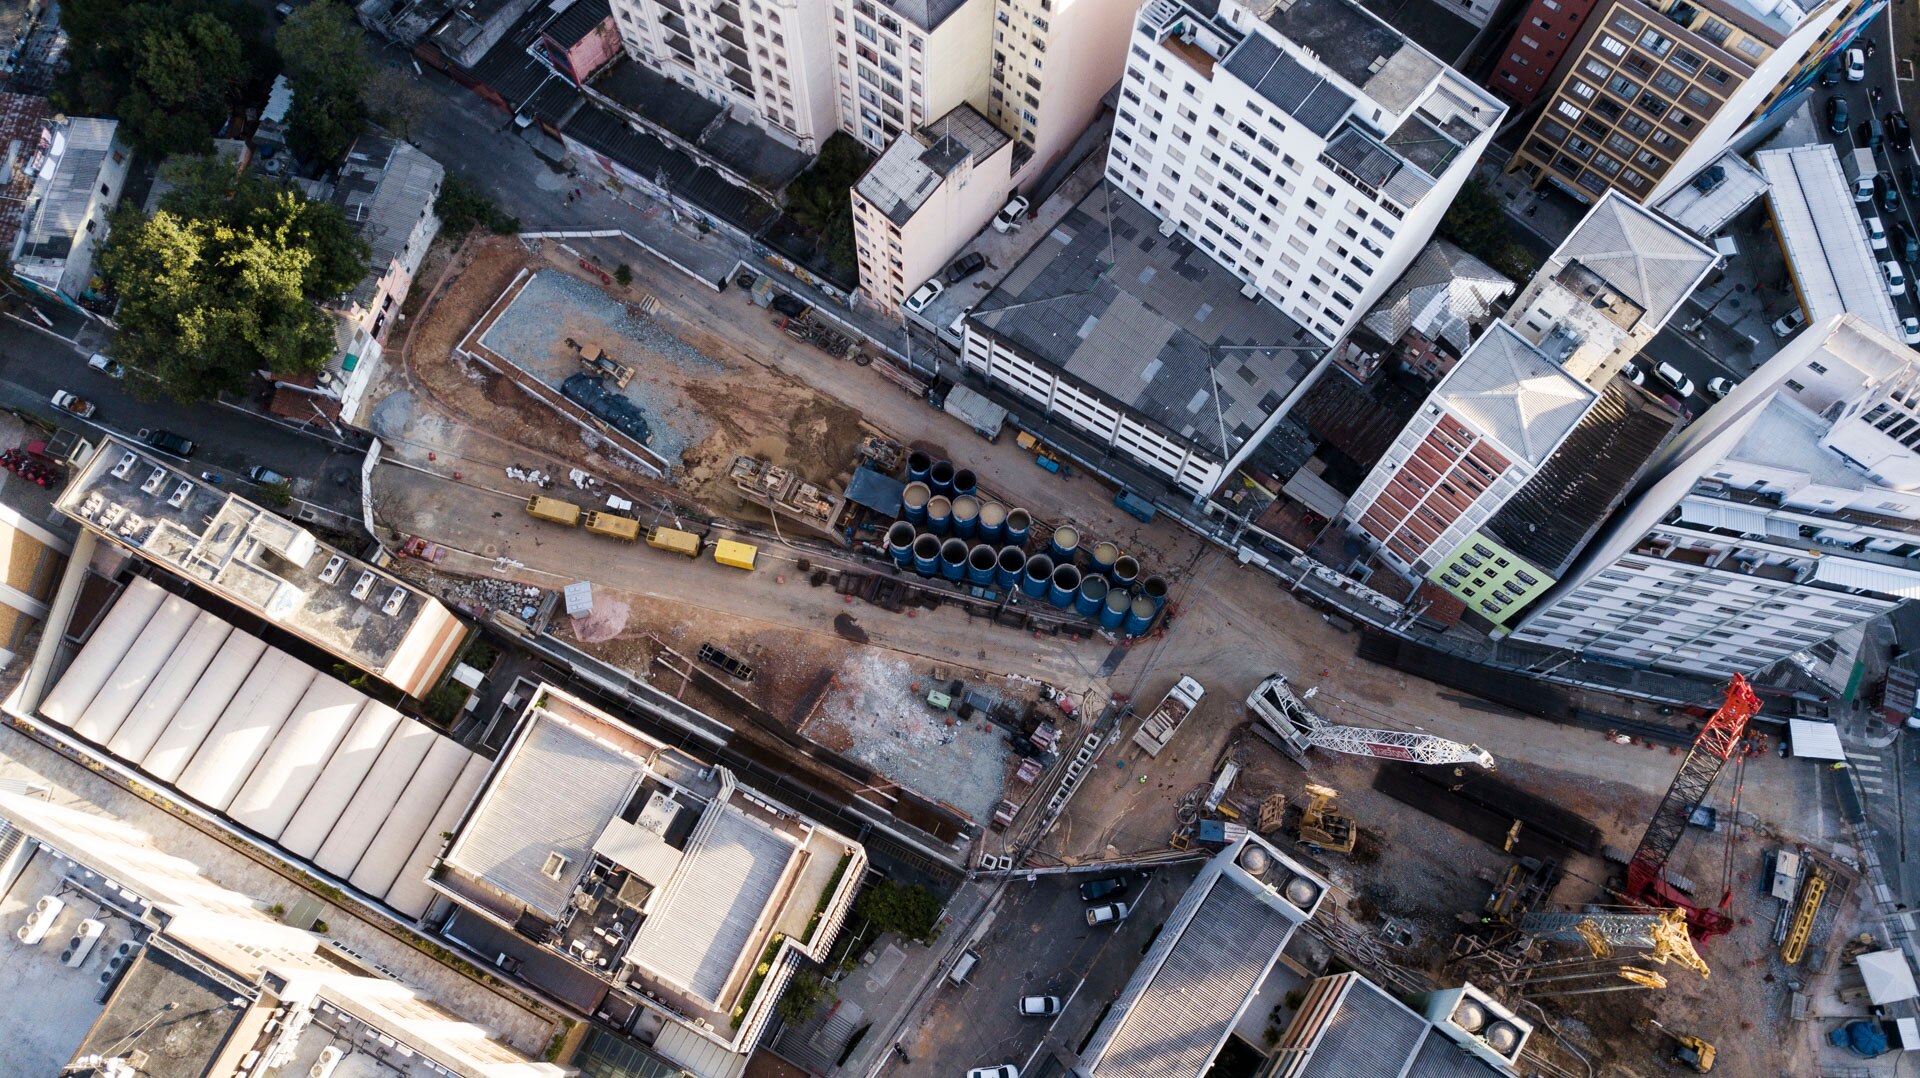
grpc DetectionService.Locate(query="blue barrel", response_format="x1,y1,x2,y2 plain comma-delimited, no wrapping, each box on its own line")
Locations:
953,468,978,499
1100,588,1130,630
1049,525,1080,562
952,495,980,539
1005,508,1031,548
1075,573,1108,617
926,495,951,535
1125,595,1157,636
979,502,1007,544
930,459,955,496
887,522,915,568
1049,564,1080,608
912,534,941,576
907,450,932,485
996,547,1025,589
902,482,931,526
1111,555,1140,589
1141,574,1169,611
1092,541,1120,578
940,538,968,582
967,544,996,586
1021,553,1054,599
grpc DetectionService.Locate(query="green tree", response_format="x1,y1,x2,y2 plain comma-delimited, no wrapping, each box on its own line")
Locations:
276,1,374,164
436,173,521,239
851,879,941,942
1437,177,1542,284
100,159,370,402
775,970,830,1025
55,0,262,156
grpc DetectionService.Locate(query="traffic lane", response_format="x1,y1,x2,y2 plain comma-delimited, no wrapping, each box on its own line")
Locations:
901,867,1193,1078
0,321,366,513
1633,332,1730,417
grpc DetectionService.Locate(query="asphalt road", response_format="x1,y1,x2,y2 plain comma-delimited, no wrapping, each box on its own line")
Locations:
0,317,368,516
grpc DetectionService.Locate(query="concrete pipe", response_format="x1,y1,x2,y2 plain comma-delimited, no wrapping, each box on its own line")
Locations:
940,538,968,582
1021,553,1054,599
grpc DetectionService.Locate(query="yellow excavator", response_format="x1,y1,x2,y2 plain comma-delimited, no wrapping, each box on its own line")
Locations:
1647,1019,1715,1072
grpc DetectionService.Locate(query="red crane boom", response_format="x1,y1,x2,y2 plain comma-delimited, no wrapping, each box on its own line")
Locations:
1623,674,1761,940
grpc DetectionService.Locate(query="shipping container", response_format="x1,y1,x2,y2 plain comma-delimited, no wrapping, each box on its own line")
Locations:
713,539,759,570
525,495,582,525
646,526,702,557
583,512,641,541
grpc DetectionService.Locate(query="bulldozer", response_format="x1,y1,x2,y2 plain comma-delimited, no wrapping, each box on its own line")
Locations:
1296,784,1356,855
1646,1019,1715,1072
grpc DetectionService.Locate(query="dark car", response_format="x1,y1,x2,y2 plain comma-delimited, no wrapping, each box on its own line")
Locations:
1880,172,1901,214
769,292,809,318
1820,60,1841,87
1894,222,1920,264
1907,167,1920,200
140,428,196,458
1079,876,1132,903
1892,110,1913,153
1829,94,1849,134
944,251,987,284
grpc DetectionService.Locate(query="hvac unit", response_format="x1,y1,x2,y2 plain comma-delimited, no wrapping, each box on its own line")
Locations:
62,918,105,967
117,514,145,538
167,481,194,508
351,572,376,600
310,1046,343,1078
382,588,407,616
141,468,169,495
1240,281,1260,300
110,452,139,479
1158,218,1178,237
318,555,346,584
17,894,64,944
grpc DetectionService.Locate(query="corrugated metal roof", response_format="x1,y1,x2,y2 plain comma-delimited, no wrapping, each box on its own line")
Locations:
1814,557,1920,599
1360,240,1512,354
1543,189,1719,333
1755,145,1901,340
1406,1030,1506,1077
1674,497,1773,535
1293,976,1428,1077
333,136,445,306
630,804,797,1004
1091,875,1299,1078
1435,323,1593,467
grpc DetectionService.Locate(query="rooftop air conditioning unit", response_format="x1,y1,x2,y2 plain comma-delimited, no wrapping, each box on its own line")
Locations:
382,588,406,615
319,555,346,584
1241,281,1259,300
351,571,376,600
141,468,168,495
1158,218,1178,237
310,1046,344,1078
167,481,194,508
110,452,138,479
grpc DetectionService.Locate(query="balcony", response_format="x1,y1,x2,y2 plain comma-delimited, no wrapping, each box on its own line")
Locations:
714,1,742,23
718,23,747,49
659,12,690,35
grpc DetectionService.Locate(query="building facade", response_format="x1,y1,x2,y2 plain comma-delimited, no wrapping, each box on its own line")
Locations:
1490,0,1605,106
1506,0,1854,203
987,0,1138,181
608,0,838,149
852,104,1014,312
835,0,993,153
10,116,130,322
1105,0,1503,346
0,496,68,667
1513,316,1920,676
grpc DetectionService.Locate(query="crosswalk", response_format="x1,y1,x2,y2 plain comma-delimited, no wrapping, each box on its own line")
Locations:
1853,750,1889,795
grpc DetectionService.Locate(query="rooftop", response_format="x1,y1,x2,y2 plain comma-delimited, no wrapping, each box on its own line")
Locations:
969,184,1325,459
1274,975,1521,1077
854,104,1010,227
1755,144,1902,340
591,58,811,190
424,0,540,67
1535,189,1719,335
333,136,445,307
561,103,780,234
1221,33,1356,138
1478,378,1680,575
1260,0,1434,112
55,438,467,696
1653,152,1769,238
13,115,119,295
878,0,974,32
0,94,51,256
1082,835,1327,1078
68,939,253,1078
543,0,612,47
1435,323,1595,468
1359,240,1512,354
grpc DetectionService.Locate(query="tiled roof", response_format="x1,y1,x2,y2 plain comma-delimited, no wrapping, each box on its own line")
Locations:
1360,240,1512,354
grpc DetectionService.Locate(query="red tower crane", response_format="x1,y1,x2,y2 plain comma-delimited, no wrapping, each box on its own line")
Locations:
1622,674,1762,940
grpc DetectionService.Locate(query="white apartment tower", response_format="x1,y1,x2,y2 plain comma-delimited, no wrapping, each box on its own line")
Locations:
835,0,994,153
988,0,1141,180
1105,0,1504,346
1514,316,1920,677
610,0,838,149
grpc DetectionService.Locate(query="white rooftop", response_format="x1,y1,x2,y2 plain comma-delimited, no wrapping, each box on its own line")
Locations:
1436,323,1595,467
1543,189,1719,333
1655,153,1769,239
1755,144,1901,341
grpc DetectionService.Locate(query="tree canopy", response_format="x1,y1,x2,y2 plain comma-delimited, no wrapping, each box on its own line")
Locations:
276,2,374,165
56,0,264,156
100,158,370,402
1437,178,1542,285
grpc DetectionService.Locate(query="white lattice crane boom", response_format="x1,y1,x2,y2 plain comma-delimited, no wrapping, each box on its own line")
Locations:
1247,674,1495,769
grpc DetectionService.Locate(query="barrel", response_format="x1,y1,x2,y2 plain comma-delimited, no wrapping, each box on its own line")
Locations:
1092,541,1120,578
1049,564,1080,609
926,495,952,535
1049,525,1080,562
886,522,915,568
1005,508,1032,548
940,538,968,582
912,534,941,576
967,544,997,586
930,459,955,495
996,547,1025,589
951,495,980,539
1111,555,1140,589
979,501,1007,544
1021,553,1054,599
903,482,931,526
1100,588,1130,630
953,468,978,499
1125,595,1157,636
907,450,932,485
1141,574,1169,611
1075,573,1108,618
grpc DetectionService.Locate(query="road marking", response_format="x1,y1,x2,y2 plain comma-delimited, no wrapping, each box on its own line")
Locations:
1855,763,1888,773
1021,975,1087,1074
1856,751,1884,763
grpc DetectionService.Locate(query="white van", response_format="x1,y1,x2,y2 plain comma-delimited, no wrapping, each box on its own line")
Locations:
949,948,980,985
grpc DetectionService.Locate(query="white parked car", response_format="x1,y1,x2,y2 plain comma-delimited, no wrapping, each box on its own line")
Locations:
1847,47,1867,82
904,278,944,313
87,353,124,378
1886,260,1908,297
1085,901,1130,927
1905,317,1920,346
992,195,1030,233
1018,996,1061,1017
1653,361,1695,399
1706,376,1736,400
969,1066,1019,1078
1624,362,1647,388
1770,307,1809,337
1868,216,1889,252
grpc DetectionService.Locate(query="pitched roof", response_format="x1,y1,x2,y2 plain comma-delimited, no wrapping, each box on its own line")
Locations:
1436,324,1593,467
1547,190,1717,330
1361,240,1512,353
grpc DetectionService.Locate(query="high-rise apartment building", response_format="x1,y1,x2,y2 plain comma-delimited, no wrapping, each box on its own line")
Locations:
1513,316,1920,677
609,0,838,149
835,0,994,153
852,104,1015,312
1490,0,1605,106
1106,0,1504,346
1505,0,1855,203
987,0,1140,180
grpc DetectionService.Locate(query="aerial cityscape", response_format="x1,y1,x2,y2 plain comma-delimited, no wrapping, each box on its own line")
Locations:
0,0,1914,1074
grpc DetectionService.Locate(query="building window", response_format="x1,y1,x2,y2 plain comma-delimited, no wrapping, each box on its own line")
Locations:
1597,34,1626,56
1785,380,1805,392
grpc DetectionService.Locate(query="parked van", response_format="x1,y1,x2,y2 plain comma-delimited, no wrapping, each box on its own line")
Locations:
949,948,980,985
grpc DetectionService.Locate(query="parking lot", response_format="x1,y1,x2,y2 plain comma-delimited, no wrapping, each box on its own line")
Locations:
894,862,1200,1078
